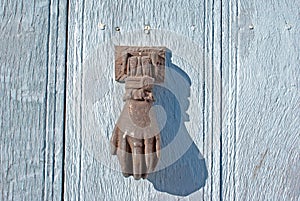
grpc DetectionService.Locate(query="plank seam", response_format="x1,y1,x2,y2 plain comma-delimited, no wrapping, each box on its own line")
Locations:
211,0,215,200
202,0,207,200
234,0,238,198
231,0,239,199
43,0,52,199
51,1,60,199
61,0,70,200
78,1,86,200
219,0,223,200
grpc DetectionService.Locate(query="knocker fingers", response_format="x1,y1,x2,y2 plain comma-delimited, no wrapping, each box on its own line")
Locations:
110,127,120,155
127,136,146,180
114,128,133,177
155,134,161,159
144,136,159,174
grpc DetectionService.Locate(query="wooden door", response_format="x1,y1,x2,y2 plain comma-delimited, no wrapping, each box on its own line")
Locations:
1,0,299,200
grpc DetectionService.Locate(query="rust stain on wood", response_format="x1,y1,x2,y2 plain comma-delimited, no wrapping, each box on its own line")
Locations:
253,149,269,178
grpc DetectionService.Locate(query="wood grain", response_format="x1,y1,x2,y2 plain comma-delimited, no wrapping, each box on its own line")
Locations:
65,0,210,200
0,0,67,200
234,0,300,200
65,0,300,200
1,0,299,200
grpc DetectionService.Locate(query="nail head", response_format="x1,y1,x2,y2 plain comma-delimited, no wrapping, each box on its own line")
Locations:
249,24,254,30
98,23,106,30
191,25,196,31
144,25,151,34
285,23,292,30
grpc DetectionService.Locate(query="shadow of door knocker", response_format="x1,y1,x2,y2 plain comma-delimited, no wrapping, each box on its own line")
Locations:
110,46,166,180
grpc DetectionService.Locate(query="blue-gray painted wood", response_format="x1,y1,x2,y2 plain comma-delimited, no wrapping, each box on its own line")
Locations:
0,0,67,200
1,0,299,200
65,0,212,200
65,0,299,200
233,1,300,200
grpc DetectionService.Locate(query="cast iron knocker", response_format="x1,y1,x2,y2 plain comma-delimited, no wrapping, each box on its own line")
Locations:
110,46,166,180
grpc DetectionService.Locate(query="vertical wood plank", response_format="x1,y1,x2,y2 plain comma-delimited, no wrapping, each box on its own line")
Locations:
0,0,67,200
234,0,300,200
65,0,300,200
65,0,218,200
44,0,68,200
65,0,84,200
220,0,239,200
203,0,224,200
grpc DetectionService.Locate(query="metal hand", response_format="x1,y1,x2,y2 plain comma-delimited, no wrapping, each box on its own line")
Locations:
110,100,160,180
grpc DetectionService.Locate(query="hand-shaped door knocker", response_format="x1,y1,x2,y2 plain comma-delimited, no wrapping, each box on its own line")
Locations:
111,46,166,180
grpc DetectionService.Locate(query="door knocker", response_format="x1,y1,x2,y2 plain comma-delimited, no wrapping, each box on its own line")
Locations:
110,46,166,180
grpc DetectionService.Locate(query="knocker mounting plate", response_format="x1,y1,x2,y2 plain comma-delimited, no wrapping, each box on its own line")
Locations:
115,46,166,83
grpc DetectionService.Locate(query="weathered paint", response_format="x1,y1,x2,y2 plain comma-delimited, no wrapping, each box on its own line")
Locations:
233,1,300,200
0,0,67,200
1,0,299,200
